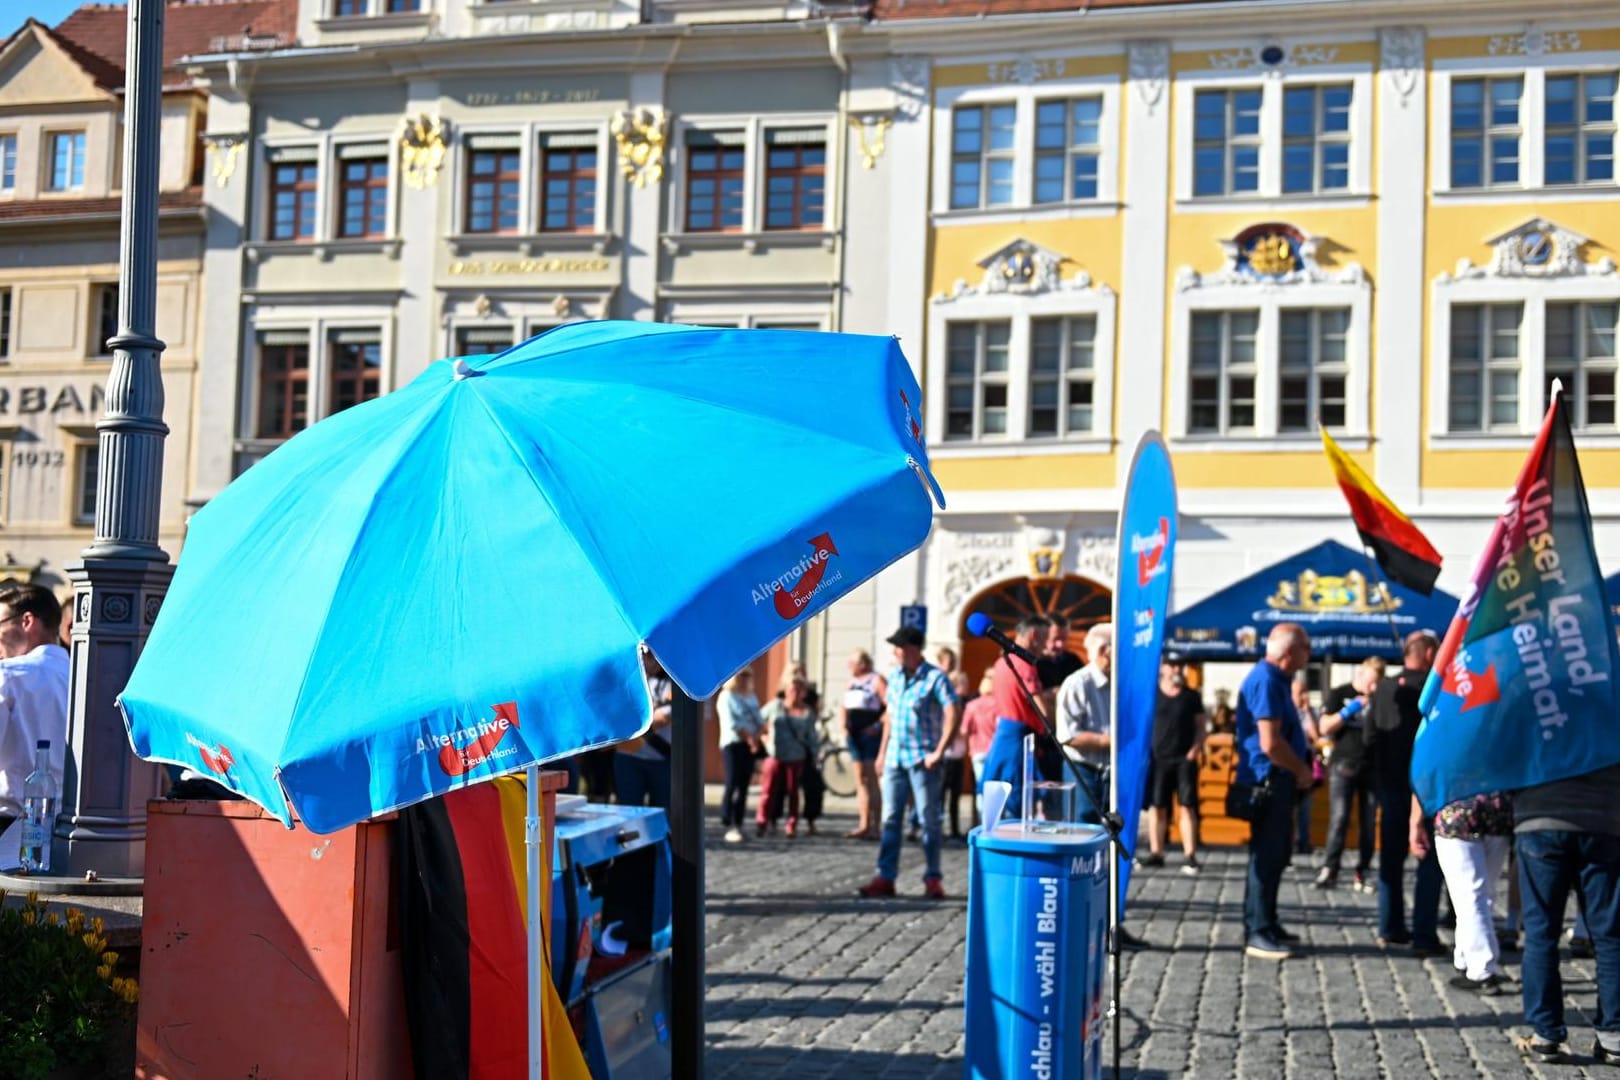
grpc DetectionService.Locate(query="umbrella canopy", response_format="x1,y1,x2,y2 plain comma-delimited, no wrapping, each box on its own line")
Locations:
1607,571,1620,624
1164,539,1459,661
119,321,943,833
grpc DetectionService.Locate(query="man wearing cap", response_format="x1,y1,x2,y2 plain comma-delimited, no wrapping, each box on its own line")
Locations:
858,626,961,900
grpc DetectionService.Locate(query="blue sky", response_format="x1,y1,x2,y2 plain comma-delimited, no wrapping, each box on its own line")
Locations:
2,1,112,40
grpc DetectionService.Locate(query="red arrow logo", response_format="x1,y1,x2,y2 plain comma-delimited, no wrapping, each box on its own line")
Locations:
198,742,234,776
773,534,840,620
439,702,521,777
1441,659,1500,713
1135,518,1169,587
900,390,922,442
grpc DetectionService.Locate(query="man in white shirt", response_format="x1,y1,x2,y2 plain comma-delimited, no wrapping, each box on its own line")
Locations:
0,585,71,834
1057,623,1113,770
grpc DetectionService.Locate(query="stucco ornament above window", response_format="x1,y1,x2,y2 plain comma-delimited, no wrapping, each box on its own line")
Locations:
1437,218,1618,283
934,239,1114,303
1206,41,1338,76
610,107,667,189
1176,223,1365,291
399,114,448,190
986,56,1065,85
204,133,248,188
1487,24,1581,57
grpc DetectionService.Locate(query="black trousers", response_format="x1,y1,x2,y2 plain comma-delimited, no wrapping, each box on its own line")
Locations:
942,757,966,837
1322,765,1375,874
720,741,755,827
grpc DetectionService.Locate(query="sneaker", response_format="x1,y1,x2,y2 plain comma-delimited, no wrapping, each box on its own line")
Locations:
806,821,817,836
1313,867,1337,890
1513,1034,1570,1064
1591,1037,1620,1064
755,823,767,838
1246,934,1292,961
1272,927,1301,944
1449,973,1507,995
1136,852,1165,869
723,828,744,844
1352,870,1369,893
923,879,946,901
785,821,798,838
1571,936,1595,960
857,875,896,898
1375,932,1412,949
1180,857,1201,877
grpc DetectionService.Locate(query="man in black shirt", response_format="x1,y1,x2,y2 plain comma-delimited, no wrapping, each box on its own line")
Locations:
1368,630,1444,954
1314,657,1384,891
1139,660,1207,874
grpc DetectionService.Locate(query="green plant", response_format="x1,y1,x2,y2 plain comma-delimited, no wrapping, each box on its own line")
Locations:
0,892,138,1080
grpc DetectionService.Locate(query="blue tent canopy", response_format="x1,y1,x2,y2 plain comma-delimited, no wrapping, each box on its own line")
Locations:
1607,572,1620,623
1165,539,1460,662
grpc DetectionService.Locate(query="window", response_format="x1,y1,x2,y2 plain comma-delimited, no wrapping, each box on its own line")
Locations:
336,150,388,239
763,130,825,230
1450,78,1522,188
1282,85,1352,194
1546,302,1618,430
333,0,364,12
0,134,14,193
1188,311,1259,433
93,285,118,358
1034,99,1102,204
74,444,98,526
1029,317,1096,437
539,134,597,233
456,326,514,355
1448,304,1523,432
1277,308,1350,431
269,159,318,240
1545,73,1616,186
329,330,382,415
47,132,86,192
1193,90,1262,197
950,104,1016,209
0,288,10,360
684,131,745,232
385,0,421,9
465,141,521,234
257,333,310,438
944,321,1011,440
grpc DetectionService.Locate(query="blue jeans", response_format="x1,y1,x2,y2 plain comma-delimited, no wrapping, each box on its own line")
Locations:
1244,773,1296,940
877,762,943,883
614,753,671,810
1518,830,1620,1043
1376,785,1443,945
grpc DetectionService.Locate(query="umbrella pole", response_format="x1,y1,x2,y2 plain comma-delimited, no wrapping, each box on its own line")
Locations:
526,764,543,1080
670,687,706,1077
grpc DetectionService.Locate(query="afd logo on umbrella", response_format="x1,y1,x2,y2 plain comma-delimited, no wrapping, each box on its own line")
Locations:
185,732,235,778
752,533,843,619
1132,518,1171,587
418,702,522,777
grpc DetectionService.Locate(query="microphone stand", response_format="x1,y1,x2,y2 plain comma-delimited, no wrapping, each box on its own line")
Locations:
992,646,1132,1080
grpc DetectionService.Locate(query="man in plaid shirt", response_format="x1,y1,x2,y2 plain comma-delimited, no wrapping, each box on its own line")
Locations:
859,626,962,900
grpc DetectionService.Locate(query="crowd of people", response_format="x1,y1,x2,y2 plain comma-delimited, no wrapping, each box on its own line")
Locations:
1235,621,1619,1066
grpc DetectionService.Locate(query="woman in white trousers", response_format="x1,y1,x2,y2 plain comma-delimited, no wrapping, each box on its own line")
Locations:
1416,792,1515,992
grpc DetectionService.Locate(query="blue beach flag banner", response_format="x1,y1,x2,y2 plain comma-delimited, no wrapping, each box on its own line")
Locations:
1111,432,1178,910
1412,388,1620,814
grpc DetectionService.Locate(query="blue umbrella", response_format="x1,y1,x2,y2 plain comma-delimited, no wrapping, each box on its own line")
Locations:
118,320,944,833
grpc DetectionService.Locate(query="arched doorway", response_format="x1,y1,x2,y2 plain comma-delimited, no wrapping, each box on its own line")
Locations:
958,575,1113,687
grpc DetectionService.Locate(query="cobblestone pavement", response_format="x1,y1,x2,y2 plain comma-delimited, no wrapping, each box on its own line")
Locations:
703,808,1615,1078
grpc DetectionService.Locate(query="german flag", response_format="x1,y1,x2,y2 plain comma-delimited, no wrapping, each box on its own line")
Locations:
1321,428,1443,596
397,776,590,1080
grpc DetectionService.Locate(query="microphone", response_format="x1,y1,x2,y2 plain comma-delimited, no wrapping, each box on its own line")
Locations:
965,612,1042,667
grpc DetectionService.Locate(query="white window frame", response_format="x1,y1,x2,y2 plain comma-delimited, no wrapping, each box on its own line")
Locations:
925,286,1117,454
44,129,88,193
1172,66,1373,206
448,121,612,239
1432,52,1620,200
1186,309,1261,435
1026,314,1102,440
1430,274,1620,442
665,115,837,238
1169,281,1371,446
71,440,97,527
0,132,16,194
931,75,1122,222
241,315,395,441
1546,299,1620,432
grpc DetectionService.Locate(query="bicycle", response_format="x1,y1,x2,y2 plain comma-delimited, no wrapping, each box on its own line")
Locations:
815,712,857,799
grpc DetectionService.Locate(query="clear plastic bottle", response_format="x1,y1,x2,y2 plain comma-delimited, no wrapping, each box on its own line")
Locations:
19,739,53,873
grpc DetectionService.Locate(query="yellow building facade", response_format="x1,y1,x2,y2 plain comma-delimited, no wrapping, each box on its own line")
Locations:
842,6,1620,677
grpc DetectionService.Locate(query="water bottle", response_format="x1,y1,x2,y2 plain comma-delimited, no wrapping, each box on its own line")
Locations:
19,739,53,873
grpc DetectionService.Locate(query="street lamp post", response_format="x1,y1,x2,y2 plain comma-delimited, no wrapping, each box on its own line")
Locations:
53,0,174,879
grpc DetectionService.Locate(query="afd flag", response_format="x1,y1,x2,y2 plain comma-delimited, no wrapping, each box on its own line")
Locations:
1412,389,1620,813
1112,432,1178,911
